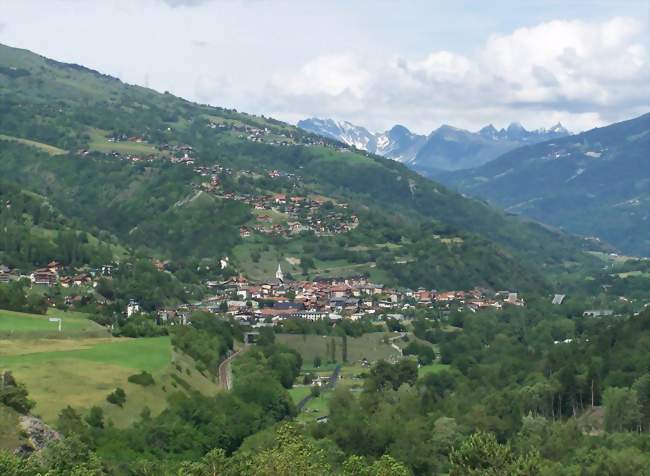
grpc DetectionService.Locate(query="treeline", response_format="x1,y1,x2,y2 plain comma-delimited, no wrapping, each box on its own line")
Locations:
0,281,47,315
276,317,383,337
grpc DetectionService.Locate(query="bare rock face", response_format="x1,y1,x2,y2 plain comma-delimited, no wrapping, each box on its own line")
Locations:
18,415,61,453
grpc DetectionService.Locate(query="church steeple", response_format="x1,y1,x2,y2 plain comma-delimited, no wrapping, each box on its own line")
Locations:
275,263,284,282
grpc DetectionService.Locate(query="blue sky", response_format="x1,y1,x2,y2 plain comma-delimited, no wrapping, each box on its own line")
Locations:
1,0,648,133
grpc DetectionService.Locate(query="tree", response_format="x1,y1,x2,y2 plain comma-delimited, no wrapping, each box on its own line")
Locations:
632,374,650,431
449,432,540,476
313,356,322,368
603,387,641,432
250,424,331,476
85,406,104,429
342,455,412,476
106,387,126,407
0,371,34,414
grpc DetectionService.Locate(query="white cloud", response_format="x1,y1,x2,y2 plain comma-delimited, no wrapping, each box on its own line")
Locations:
270,54,371,99
264,17,649,133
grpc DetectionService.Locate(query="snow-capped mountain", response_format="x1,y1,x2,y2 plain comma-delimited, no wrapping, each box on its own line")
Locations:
296,118,378,152
298,117,570,175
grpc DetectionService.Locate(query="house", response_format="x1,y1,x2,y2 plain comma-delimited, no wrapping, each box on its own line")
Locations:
126,299,141,318
0,272,10,284
30,269,57,287
47,261,63,274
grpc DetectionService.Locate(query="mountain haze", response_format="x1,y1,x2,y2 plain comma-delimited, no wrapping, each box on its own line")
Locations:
298,117,569,174
438,113,650,256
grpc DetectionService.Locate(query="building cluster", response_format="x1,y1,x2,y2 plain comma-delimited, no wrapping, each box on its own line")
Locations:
152,264,526,327
0,261,113,289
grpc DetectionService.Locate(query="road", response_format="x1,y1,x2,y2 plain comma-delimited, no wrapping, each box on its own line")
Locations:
218,349,242,390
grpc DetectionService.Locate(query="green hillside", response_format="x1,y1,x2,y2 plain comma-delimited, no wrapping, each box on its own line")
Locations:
0,43,604,293
439,113,650,256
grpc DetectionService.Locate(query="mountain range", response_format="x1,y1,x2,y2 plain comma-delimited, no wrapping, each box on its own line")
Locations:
436,113,650,256
298,117,570,174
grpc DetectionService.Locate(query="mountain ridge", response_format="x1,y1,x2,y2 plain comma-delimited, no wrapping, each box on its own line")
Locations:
298,117,570,173
436,113,650,256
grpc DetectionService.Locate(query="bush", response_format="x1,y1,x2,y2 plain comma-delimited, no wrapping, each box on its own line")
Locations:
0,371,35,414
127,371,155,387
106,387,126,407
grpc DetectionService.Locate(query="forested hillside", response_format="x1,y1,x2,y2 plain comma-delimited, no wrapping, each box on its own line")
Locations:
0,43,602,293
439,114,650,256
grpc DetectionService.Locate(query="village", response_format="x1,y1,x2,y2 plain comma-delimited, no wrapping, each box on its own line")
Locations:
0,259,527,327
153,263,527,327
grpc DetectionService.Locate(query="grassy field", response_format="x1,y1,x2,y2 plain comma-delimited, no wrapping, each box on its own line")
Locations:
288,385,311,404
297,391,332,423
0,309,109,339
0,312,220,427
87,128,159,156
277,332,401,368
418,363,450,377
0,134,67,155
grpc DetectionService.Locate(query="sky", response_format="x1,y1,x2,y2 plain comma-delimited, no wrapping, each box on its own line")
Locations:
1,0,648,133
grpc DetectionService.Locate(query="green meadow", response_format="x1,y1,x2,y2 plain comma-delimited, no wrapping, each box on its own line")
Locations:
0,309,109,339
0,309,219,427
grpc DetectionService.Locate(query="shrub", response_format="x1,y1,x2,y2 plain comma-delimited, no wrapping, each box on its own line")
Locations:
127,371,155,387
106,387,126,407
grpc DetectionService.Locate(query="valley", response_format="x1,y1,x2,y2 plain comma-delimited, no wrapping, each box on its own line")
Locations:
0,40,649,476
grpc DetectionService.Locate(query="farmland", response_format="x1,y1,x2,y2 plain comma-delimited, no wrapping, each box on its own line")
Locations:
276,332,401,367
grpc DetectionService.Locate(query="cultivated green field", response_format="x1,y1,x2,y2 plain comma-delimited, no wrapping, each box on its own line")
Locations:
277,332,401,368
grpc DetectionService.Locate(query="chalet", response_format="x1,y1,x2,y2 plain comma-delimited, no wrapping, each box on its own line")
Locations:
47,261,63,274
239,227,252,238
274,194,287,205
30,269,57,287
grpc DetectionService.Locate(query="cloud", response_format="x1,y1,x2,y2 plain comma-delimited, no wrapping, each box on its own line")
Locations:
263,17,649,132
270,54,370,99
160,0,212,7
194,74,229,104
